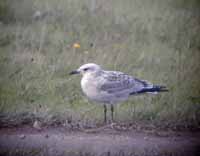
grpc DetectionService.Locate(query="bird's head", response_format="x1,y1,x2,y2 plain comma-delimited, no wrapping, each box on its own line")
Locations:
69,63,101,76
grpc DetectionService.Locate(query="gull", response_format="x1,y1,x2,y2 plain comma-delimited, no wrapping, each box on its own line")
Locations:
69,63,168,123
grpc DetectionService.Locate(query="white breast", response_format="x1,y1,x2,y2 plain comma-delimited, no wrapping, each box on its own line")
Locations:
81,75,98,99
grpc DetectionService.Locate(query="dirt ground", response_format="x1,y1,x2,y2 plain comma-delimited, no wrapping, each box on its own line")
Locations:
0,125,200,156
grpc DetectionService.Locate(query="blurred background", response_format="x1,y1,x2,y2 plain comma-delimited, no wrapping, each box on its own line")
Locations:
0,0,199,129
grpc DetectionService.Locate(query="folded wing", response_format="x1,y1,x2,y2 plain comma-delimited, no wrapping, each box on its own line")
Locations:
99,71,153,95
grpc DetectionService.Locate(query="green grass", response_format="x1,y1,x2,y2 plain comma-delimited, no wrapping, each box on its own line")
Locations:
0,0,200,128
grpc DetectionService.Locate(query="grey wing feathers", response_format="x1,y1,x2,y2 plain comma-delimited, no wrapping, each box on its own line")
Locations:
99,71,152,94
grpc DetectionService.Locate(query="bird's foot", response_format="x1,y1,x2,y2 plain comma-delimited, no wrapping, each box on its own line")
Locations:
109,122,117,129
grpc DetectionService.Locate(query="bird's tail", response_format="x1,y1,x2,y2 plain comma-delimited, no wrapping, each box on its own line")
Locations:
136,85,168,94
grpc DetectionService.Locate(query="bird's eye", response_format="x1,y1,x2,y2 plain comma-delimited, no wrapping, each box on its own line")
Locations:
83,68,89,71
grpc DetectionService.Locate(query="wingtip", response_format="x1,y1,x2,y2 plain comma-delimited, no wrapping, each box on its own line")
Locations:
151,85,169,92
160,88,169,92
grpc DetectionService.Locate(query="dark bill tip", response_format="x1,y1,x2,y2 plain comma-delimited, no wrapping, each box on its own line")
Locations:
69,70,80,75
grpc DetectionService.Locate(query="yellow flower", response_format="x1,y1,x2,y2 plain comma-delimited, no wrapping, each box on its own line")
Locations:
73,43,81,48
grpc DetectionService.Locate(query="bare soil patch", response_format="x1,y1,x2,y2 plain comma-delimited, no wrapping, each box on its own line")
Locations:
0,125,199,156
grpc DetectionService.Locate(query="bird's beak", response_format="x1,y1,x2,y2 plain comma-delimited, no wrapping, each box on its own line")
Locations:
69,70,80,75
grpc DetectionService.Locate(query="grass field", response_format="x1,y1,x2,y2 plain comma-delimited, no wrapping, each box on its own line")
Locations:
0,0,200,129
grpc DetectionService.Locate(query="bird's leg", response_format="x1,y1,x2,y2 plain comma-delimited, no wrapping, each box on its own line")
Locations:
103,104,107,123
111,104,114,123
